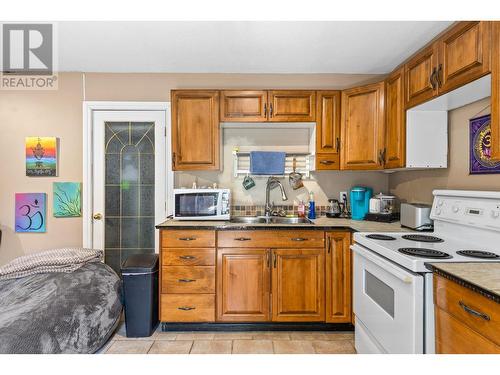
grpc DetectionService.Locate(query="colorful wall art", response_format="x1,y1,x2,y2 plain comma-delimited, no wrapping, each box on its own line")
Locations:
15,193,47,233
469,114,500,174
53,182,82,217
25,137,58,176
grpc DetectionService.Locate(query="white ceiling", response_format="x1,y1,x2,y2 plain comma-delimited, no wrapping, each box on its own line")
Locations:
57,21,453,74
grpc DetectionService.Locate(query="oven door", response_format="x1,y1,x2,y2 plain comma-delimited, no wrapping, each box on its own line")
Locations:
174,192,220,219
352,243,424,354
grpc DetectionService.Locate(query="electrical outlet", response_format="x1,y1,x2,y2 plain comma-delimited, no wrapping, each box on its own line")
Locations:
340,191,347,202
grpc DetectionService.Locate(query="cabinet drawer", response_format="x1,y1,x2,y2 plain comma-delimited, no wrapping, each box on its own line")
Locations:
218,230,324,248
162,248,215,266
161,294,215,322
162,266,215,293
434,275,500,345
315,153,339,170
162,230,215,248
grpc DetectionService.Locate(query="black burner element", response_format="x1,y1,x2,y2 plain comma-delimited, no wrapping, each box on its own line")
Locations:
456,250,500,259
402,234,444,243
366,234,396,241
398,247,452,259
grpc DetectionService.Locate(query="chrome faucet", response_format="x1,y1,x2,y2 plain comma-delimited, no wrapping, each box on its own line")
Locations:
265,177,288,217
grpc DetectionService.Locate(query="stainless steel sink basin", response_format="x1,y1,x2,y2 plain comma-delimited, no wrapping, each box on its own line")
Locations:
230,216,313,225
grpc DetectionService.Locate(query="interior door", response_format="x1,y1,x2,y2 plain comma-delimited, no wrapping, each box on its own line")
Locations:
217,248,271,322
92,110,167,274
271,249,325,322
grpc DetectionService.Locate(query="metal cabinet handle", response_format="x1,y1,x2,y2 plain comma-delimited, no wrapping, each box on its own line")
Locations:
178,237,196,241
266,251,271,268
264,103,267,117
291,237,308,241
177,306,195,311
320,160,334,165
235,237,251,241
326,236,331,254
430,67,438,90
273,252,277,268
179,255,196,260
178,278,196,283
459,301,490,321
436,64,443,88
269,103,273,117
336,137,340,152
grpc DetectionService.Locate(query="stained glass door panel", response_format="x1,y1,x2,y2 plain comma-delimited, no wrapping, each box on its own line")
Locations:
103,122,155,274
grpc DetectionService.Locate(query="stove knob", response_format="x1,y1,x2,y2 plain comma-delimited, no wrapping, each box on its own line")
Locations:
437,200,444,207
492,210,500,219
452,206,459,213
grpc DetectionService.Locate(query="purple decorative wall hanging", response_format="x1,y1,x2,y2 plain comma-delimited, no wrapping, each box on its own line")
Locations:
470,114,500,174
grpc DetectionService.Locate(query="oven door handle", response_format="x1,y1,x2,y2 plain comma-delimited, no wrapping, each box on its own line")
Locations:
351,244,414,284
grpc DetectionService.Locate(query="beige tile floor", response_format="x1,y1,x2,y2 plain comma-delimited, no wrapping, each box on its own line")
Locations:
103,323,356,354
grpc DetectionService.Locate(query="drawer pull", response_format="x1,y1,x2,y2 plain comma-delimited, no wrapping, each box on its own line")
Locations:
179,255,196,260
459,301,490,321
178,278,196,283
320,160,334,165
177,306,196,311
235,237,252,241
291,237,308,241
178,237,196,241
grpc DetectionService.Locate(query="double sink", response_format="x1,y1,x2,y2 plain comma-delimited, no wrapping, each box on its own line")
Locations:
230,216,314,225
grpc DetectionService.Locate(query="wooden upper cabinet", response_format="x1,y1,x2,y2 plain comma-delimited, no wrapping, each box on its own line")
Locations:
325,232,351,323
220,90,268,122
268,90,316,122
171,90,220,170
437,21,491,95
341,82,385,170
405,43,439,108
217,249,270,322
491,21,500,160
385,68,406,169
315,91,341,170
272,249,325,322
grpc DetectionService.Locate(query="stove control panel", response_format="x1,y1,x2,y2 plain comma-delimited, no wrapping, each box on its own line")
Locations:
431,195,500,230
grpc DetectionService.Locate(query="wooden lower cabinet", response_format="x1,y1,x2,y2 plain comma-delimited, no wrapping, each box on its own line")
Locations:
217,248,271,322
325,232,352,323
271,249,325,322
160,294,215,322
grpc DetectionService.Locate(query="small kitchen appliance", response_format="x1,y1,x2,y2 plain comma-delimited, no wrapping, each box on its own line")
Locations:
173,188,230,220
326,198,342,218
352,190,500,354
400,202,433,230
365,193,399,222
350,186,373,220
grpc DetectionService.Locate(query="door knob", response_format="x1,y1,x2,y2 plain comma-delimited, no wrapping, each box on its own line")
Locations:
93,213,103,220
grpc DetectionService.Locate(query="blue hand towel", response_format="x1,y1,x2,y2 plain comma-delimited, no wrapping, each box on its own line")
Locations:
249,151,286,175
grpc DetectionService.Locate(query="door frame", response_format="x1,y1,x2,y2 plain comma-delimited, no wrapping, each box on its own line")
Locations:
82,101,173,250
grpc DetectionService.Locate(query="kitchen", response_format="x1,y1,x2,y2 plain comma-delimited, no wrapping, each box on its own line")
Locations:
0,12,499,365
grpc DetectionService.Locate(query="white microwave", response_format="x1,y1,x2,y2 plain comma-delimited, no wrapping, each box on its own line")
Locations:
173,188,231,220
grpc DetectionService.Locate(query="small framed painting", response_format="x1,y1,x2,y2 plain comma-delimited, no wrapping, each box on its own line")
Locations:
26,137,58,177
15,193,46,233
470,114,500,174
53,182,82,217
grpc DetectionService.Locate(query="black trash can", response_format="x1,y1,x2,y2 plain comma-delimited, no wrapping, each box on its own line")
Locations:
121,254,159,337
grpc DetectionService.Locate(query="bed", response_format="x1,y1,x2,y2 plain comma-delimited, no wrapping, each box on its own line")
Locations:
0,261,122,354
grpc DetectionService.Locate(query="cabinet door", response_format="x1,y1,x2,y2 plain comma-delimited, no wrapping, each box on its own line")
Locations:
405,43,439,108
325,232,351,323
491,21,500,160
340,82,385,170
437,21,491,95
171,90,220,170
271,249,325,322
316,91,341,170
217,248,270,322
384,68,406,169
268,90,316,122
220,90,268,122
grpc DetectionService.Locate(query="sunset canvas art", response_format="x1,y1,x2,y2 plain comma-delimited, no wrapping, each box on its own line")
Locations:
25,137,58,176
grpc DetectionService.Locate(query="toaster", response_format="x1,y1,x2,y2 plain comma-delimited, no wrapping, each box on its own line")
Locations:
400,203,433,231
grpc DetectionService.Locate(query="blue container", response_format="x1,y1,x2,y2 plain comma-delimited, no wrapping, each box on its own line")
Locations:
350,187,373,220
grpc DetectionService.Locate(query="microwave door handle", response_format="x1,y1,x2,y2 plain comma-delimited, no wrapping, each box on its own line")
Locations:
351,244,414,284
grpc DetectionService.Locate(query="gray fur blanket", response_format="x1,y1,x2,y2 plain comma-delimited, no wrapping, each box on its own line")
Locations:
0,262,122,354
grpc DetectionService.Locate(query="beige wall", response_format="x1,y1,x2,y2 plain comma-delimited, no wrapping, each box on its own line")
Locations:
0,72,384,265
389,98,500,203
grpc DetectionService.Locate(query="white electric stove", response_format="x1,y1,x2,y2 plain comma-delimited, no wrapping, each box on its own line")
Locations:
352,190,500,354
